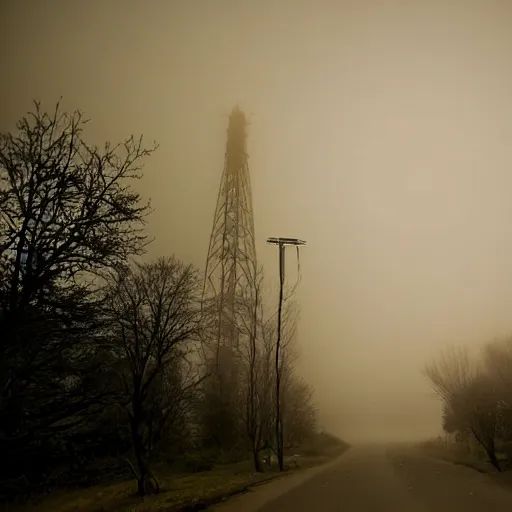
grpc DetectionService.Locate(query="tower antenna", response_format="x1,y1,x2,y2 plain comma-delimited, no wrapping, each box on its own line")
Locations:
202,106,258,353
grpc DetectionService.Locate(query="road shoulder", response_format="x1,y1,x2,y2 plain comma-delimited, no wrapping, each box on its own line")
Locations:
211,449,352,512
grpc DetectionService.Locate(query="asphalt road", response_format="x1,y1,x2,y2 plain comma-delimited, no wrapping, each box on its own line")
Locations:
214,444,512,511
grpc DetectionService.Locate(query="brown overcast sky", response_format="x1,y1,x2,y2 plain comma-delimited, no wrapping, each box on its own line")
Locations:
2,0,512,442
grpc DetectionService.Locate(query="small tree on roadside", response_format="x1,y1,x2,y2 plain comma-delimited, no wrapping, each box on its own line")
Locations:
107,257,202,495
483,338,512,442
424,346,502,471
258,297,301,471
466,372,502,470
282,376,317,449
237,267,266,471
259,309,277,467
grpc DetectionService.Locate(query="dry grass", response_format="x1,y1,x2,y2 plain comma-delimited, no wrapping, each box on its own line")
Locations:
421,445,490,473
418,439,504,474
5,434,350,512
6,454,339,512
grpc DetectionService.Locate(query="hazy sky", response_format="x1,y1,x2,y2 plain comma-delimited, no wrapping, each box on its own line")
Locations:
2,0,512,442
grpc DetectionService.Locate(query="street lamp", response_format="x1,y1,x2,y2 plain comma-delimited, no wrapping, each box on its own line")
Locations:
266,236,306,471
266,238,306,283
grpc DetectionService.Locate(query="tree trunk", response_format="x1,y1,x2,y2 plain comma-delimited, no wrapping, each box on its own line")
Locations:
487,450,502,472
131,410,160,496
486,435,502,472
252,447,263,473
470,428,501,473
136,473,146,496
276,416,284,471
137,469,160,495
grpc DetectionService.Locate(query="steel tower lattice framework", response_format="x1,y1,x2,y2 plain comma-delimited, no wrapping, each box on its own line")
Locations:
203,106,257,350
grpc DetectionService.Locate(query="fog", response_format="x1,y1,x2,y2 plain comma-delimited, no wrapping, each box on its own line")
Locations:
2,0,512,444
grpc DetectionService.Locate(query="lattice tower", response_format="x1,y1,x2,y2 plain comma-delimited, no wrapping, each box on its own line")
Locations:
202,106,257,351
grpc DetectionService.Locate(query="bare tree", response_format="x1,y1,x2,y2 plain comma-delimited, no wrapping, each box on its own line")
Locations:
197,344,243,454
197,287,246,456
0,101,154,492
259,307,277,467
144,355,203,460
276,300,301,469
282,376,317,449
483,338,512,441
424,346,502,471
236,267,266,471
259,297,300,470
276,303,316,450
467,372,502,470
483,337,512,403
0,102,153,314
107,257,202,495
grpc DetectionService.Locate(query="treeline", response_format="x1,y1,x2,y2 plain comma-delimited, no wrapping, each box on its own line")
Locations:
424,339,512,472
0,103,317,501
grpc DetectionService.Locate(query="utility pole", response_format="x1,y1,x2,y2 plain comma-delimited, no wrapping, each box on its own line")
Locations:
266,237,306,471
